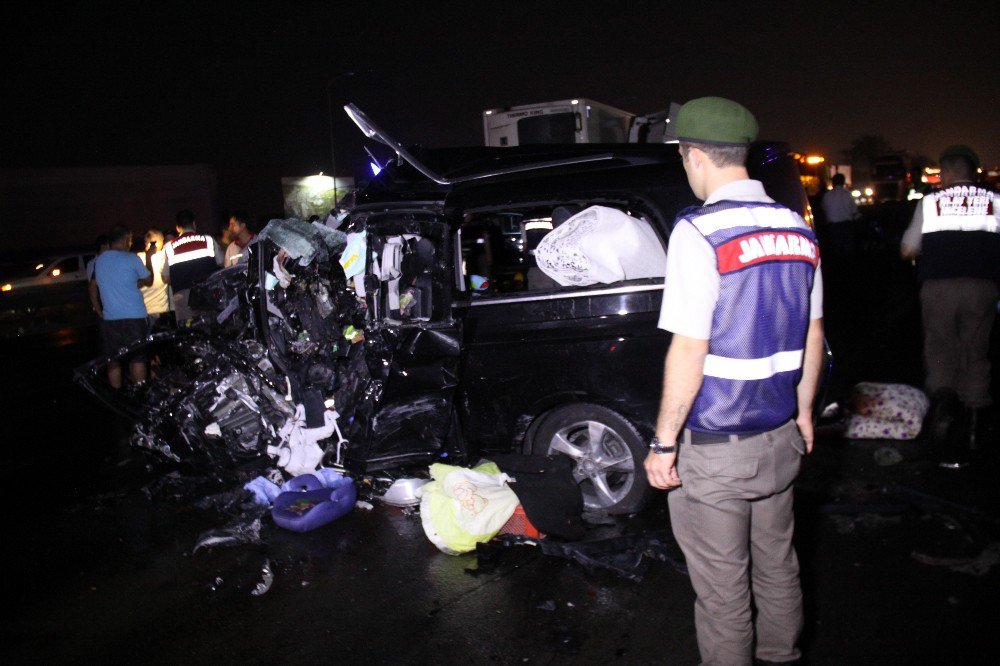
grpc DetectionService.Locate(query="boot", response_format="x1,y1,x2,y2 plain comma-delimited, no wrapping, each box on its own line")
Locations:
967,407,980,452
923,389,960,449
967,406,994,452
922,389,969,469
937,411,971,469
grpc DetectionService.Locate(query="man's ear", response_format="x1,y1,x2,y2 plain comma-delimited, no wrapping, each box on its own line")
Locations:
687,146,706,170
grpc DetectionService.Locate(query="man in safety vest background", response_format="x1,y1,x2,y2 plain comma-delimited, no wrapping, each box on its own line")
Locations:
162,209,223,325
901,145,1000,467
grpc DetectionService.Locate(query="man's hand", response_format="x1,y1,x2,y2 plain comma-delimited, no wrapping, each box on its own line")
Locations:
795,412,814,454
647,333,707,492
794,317,823,455
644,450,681,489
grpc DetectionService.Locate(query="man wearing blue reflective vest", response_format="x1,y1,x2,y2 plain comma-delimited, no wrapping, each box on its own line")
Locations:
644,97,825,666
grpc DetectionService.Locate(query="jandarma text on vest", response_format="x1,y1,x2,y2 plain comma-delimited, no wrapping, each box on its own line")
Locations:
716,231,819,274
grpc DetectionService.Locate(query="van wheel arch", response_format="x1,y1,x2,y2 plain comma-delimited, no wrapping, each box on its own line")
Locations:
528,403,651,515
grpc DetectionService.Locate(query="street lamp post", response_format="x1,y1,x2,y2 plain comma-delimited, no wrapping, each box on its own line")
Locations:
326,71,355,210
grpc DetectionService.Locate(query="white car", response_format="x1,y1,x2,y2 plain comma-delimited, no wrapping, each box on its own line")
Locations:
1,252,95,294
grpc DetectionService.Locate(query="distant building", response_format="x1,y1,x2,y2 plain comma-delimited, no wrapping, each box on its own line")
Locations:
0,164,219,253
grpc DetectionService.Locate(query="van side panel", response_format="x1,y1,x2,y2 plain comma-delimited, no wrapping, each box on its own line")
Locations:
455,284,670,454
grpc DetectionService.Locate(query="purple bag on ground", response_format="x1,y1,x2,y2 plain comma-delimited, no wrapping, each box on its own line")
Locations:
272,475,357,532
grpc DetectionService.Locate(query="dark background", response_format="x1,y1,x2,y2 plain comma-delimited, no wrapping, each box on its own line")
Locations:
2,1,998,219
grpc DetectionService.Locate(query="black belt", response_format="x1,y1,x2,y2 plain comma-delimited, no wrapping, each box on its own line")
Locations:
687,429,765,445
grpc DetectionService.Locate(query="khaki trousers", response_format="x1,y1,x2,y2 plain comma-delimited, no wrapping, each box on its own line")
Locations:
668,420,805,666
920,278,998,408
171,289,193,324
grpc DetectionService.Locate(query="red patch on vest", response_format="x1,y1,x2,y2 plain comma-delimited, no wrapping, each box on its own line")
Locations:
716,231,819,274
173,237,208,253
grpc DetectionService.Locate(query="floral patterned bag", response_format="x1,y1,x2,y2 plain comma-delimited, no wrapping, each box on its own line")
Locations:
844,382,929,440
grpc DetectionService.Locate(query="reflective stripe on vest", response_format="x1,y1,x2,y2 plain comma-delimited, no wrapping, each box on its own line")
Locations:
921,186,997,234
703,349,805,381
166,234,216,263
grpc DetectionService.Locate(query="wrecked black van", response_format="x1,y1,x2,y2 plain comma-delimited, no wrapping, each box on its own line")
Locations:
76,104,817,515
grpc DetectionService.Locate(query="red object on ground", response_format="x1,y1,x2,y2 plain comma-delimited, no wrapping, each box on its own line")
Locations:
498,504,543,539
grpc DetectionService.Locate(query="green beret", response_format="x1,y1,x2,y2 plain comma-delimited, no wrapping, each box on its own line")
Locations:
675,96,759,145
939,144,980,170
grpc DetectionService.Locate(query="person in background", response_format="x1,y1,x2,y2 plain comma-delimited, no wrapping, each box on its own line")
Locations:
137,229,171,327
901,145,1000,467
93,225,154,388
162,209,223,324
224,211,256,267
820,172,861,260
644,97,824,666
86,234,110,317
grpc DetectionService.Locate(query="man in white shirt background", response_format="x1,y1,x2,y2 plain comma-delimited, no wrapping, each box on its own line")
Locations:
820,172,861,261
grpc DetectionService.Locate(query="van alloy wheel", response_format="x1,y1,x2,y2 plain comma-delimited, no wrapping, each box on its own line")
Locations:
532,403,650,514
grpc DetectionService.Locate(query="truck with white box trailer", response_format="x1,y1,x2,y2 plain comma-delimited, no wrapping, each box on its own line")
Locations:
482,98,635,147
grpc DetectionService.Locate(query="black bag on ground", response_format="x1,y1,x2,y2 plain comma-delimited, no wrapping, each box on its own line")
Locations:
488,454,585,540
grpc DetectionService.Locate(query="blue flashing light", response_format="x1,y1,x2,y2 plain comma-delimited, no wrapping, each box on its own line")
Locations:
370,162,382,176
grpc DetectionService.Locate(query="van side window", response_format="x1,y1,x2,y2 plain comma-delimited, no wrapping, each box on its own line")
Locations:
364,215,451,325
459,214,530,295
459,205,666,296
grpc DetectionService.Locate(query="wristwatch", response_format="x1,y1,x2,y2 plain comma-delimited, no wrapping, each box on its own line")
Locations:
649,436,676,455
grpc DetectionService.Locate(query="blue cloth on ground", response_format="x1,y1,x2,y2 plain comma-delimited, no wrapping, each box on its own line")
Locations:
244,477,282,506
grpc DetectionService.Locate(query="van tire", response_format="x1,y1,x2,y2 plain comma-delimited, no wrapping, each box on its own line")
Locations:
530,403,650,515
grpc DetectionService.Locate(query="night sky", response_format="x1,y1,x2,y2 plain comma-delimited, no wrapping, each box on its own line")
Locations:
3,2,998,216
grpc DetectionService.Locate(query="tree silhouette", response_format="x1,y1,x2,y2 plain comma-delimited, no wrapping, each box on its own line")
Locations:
841,135,895,184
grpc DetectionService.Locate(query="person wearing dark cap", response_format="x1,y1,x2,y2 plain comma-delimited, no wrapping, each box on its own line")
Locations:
644,96,824,665
901,145,999,467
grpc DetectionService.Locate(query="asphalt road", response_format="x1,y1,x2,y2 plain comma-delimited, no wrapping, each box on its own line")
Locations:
2,209,998,665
